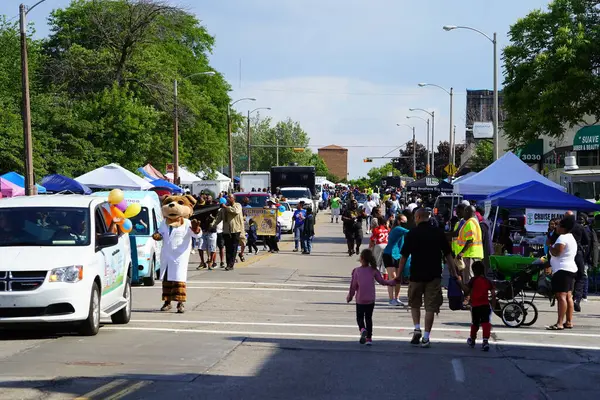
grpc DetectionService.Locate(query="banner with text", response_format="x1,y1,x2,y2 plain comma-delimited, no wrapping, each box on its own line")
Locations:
243,208,277,236
525,209,567,233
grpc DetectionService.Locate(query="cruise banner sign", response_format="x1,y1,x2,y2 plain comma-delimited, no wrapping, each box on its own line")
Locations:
525,209,567,233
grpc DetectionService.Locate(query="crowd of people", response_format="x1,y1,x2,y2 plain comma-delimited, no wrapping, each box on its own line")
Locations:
336,184,597,348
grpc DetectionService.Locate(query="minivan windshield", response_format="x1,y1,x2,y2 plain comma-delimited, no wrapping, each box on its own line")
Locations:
0,207,90,246
235,195,268,208
281,189,310,199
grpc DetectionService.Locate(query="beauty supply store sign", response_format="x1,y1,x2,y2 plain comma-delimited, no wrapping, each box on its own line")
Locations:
525,209,567,233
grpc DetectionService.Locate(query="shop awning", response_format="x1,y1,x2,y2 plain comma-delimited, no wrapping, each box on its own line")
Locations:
573,125,600,151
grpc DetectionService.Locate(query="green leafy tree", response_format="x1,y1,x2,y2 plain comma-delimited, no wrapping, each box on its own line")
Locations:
470,141,493,172
502,0,600,148
392,141,427,176
434,141,467,177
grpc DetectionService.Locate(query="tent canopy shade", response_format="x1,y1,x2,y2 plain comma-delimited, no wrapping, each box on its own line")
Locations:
0,177,25,197
165,167,202,185
75,163,153,190
453,152,564,198
41,174,92,195
407,175,453,193
150,179,183,194
485,181,600,212
1,172,46,193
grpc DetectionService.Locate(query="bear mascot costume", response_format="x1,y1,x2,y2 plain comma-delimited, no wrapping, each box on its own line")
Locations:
153,194,201,313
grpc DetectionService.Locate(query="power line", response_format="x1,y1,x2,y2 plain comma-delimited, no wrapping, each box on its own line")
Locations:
248,88,468,97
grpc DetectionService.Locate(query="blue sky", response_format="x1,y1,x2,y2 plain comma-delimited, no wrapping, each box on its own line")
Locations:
1,0,551,178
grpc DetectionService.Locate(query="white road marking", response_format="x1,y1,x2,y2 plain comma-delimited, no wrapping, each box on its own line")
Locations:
452,359,465,382
184,280,350,289
128,319,600,339
137,286,348,293
104,326,600,351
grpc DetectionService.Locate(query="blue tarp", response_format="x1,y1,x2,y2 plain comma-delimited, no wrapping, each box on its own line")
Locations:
41,174,92,195
1,172,46,193
138,167,154,180
150,179,183,193
485,181,600,211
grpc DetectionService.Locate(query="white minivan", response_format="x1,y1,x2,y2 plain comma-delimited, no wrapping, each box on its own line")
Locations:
0,195,132,335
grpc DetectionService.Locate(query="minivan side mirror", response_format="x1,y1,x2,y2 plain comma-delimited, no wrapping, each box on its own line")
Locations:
97,232,119,249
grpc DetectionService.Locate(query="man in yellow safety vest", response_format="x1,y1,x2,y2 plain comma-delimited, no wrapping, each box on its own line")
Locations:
456,206,484,283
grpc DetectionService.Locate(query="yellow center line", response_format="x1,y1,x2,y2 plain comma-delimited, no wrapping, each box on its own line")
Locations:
105,381,153,400
74,379,128,400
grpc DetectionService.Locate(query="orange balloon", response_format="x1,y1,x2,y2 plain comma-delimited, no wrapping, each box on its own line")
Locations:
111,206,125,222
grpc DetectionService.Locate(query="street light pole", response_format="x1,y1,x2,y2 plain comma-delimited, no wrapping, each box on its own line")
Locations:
407,115,429,174
227,97,256,188
443,25,498,160
431,111,435,173
449,87,454,164
412,127,416,179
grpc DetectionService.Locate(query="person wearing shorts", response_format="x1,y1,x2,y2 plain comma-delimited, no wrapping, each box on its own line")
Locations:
383,214,409,306
200,232,217,269
546,216,578,330
396,208,457,348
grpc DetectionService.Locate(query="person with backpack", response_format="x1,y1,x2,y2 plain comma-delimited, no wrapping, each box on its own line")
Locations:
458,261,496,352
346,249,396,345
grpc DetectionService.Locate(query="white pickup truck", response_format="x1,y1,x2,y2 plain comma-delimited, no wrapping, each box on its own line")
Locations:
0,195,132,335
280,187,317,214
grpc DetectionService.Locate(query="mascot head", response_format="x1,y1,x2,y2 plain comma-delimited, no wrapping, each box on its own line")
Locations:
161,195,196,227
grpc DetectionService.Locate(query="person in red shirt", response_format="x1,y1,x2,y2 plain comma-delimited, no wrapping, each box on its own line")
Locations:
462,261,496,351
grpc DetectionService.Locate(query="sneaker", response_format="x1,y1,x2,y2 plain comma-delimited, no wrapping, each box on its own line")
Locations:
410,329,422,345
190,249,196,255
420,338,431,348
359,329,368,344
396,299,406,307
211,262,218,269
583,298,588,302
176,302,185,314
389,299,398,306
482,340,490,352
365,338,372,346
574,302,582,312
220,262,226,269
160,302,172,312
467,337,475,348
293,248,299,253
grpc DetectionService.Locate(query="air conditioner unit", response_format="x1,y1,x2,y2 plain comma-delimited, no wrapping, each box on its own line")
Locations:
564,155,579,171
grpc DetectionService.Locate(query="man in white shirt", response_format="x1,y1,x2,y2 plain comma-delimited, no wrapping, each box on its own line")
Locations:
372,191,381,206
363,195,377,234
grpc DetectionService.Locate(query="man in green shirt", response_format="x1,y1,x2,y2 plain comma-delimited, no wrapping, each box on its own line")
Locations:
330,195,341,223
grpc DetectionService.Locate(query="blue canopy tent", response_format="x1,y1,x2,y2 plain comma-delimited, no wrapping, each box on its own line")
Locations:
41,174,92,195
485,181,600,211
150,179,183,194
1,172,46,193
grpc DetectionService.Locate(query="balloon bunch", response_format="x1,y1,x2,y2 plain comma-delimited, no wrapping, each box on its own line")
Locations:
108,189,142,233
277,204,285,217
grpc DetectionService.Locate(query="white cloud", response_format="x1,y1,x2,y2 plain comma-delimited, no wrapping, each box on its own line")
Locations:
230,76,465,178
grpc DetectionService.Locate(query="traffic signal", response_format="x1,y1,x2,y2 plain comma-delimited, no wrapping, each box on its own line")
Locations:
292,148,305,153
363,158,373,163
426,164,430,175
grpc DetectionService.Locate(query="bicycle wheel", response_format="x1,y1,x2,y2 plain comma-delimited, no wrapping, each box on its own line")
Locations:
520,301,539,327
501,302,525,328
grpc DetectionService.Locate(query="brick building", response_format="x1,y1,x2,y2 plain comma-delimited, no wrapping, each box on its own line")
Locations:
318,145,348,180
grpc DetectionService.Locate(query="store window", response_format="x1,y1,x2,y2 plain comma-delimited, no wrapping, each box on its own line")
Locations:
577,150,600,167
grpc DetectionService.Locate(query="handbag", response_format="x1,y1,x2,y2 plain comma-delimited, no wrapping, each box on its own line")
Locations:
455,257,466,271
537,273,552,297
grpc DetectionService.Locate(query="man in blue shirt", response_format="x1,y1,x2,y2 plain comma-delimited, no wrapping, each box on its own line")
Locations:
292,201,307,252
322,190,329,210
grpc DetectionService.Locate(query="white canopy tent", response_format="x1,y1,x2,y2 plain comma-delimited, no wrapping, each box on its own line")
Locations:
453,152,564,198
165,167,202,185
450,171,477,185
75,163,153,190
192,170,232,195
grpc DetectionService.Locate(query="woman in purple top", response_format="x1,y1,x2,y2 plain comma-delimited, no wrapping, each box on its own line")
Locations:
347,249,396,345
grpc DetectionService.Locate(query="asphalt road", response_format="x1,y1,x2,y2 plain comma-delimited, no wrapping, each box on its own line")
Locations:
1,211,600,400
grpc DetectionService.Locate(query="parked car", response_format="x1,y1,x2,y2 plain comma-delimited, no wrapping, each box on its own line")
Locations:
0,195,132,336
278,202,293,233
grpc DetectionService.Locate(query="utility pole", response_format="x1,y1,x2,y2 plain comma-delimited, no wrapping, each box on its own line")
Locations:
276,135,279,166
426,118,430,175
247,110,251,171
492,32,499,161
20,3,35,196
449,87,454,165
227,104,234,187
452,125,457,166
173,79,180,185
412,127,416,178
431,111,435,175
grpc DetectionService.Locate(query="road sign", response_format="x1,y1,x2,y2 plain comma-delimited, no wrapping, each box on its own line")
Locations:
444,163,457,176
415,169,424,173
166,163,175,173
239,155,248,161
473,122,493,139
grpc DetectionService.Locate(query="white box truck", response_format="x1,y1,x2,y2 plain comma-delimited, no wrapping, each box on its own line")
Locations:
240,171,270,192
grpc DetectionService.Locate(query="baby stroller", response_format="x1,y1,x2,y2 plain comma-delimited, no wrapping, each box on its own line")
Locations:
491,260,548,328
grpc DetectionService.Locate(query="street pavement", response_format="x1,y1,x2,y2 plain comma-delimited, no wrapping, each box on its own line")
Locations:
1,211,600,399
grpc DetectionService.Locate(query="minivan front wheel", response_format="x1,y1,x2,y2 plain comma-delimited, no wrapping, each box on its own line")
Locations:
78,283,100,336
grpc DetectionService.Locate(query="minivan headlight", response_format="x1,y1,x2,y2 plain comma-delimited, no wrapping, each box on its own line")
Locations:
49,266,83,283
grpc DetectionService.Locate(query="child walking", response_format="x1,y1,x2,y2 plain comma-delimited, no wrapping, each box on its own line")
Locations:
247,218,259,255
346,249,396,345
461,261,496,351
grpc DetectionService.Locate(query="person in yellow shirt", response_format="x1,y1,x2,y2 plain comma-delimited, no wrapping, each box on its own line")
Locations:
456,206,484,283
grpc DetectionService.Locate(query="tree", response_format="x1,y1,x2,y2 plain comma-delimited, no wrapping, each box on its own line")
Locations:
502,0,600,148
1,0,233,178
434,141,467,177
470,141,493,171
392,141,427,176
349,163,400,189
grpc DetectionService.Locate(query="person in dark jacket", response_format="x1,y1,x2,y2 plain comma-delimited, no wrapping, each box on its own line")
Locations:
566,211,587,312
343,200,366,256
302,208,315,254
247,218,259,255
476,207,494,277
576,213,597,305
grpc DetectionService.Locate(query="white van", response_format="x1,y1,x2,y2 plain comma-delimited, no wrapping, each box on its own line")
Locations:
93,191,162,286
0,195,132,335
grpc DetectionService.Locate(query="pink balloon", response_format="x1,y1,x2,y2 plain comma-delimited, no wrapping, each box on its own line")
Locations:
116,200,128,212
